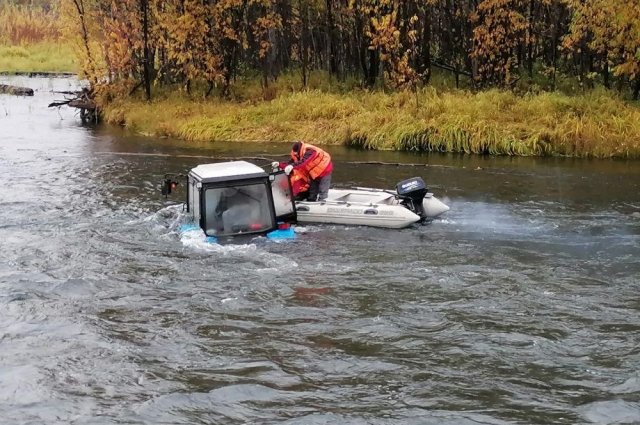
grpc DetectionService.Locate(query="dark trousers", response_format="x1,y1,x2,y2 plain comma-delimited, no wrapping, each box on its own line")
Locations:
308,172,332,201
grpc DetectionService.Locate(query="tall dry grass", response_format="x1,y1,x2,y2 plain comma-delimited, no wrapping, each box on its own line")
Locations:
0,1,61,44
102,78,640,159
0,1,76,72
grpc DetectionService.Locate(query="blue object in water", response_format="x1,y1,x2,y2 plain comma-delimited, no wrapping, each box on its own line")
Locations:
266,227,296,240
179,223,200,232
180,221,292,242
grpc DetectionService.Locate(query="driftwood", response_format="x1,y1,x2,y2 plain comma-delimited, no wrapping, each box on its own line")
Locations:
0,84,34,96
0,71,75,78
48,87,98,123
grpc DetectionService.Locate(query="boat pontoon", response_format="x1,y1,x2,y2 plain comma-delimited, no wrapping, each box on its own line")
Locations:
296,177,449,229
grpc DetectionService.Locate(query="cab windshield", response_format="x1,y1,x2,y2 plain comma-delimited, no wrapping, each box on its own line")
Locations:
203,182,274,236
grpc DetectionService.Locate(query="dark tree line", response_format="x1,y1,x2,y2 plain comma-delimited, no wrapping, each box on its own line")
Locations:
62,0,640,100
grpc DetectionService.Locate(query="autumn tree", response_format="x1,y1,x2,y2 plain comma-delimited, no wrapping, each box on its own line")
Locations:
471,0,528,87
367,1,421,90
61,0,100,85
60,0,640,100
249,0,284,90
154,0,211,94
564,0,640,98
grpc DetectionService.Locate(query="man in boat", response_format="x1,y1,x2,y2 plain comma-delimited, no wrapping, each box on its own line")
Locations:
272,141,333,201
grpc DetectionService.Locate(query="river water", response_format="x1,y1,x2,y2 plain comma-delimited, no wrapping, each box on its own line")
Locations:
1,76,639,425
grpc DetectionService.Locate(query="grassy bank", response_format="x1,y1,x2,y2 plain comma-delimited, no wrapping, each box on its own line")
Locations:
103,82,640,159
0,1,76,73
0,42,77,73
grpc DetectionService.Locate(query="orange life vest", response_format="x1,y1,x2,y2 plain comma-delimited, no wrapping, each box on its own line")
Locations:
290,142,332,179
289,168,309,196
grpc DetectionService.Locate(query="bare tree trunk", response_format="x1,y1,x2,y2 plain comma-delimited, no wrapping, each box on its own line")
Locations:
140,0,151,101
366,43,379,88
353,5,370,87
72,0,98,85
326,0,338,76
300,0,308,87
418,3,432,84
527,0,534,79
549,0,565,91
602,54,610,89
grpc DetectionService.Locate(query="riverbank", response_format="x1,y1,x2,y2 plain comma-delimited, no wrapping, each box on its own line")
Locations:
102,83,640,159
0,42,76,74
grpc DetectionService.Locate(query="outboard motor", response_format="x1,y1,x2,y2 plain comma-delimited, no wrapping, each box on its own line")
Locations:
396,177,429,221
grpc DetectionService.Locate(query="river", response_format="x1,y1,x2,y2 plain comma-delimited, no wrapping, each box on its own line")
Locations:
1,76,639,424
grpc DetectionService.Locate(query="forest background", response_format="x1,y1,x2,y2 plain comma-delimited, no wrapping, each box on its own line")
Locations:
1,0,639,158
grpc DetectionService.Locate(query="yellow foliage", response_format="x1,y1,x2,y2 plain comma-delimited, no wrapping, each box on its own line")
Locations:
564,0,640,84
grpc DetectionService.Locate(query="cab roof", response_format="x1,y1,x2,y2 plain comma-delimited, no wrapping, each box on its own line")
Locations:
189,161,268,183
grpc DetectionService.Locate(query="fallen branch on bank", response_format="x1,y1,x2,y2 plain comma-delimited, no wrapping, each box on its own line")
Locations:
48,87,98,123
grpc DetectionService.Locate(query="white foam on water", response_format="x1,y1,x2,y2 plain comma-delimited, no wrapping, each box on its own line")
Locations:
290,225,323,233
179,228,259,254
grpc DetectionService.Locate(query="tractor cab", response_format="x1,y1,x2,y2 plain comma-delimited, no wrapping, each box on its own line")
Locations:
168,161,296,238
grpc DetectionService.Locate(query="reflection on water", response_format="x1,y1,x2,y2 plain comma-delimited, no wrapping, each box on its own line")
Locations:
1,76,639,424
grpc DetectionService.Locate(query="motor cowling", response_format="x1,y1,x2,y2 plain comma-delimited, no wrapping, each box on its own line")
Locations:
396,177,429,221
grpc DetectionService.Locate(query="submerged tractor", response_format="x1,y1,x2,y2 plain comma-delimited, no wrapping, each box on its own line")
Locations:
162,160,449,240
163,161,296,241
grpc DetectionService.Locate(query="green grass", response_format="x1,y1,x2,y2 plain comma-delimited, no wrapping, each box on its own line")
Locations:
102,79,640,159
0,42,77,73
